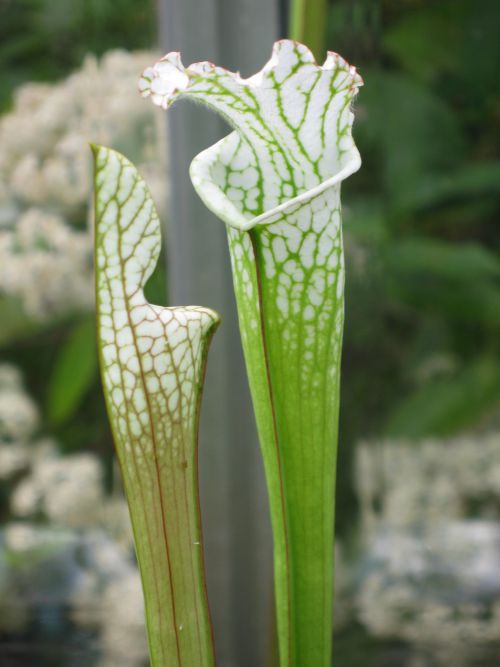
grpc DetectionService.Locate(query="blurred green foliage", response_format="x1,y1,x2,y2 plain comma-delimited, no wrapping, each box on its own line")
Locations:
0,0,155,110
327,0,500,444
46,316,98,427
326,0,500,534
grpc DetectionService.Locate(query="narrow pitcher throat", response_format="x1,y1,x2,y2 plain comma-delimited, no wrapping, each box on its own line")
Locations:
190,146,361,233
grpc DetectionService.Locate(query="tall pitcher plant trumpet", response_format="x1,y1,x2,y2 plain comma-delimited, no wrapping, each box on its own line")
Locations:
140,40,362,666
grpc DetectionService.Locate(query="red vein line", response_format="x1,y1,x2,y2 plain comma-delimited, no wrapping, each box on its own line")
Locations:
94,156,168,664
115,180,183,666
193,323,218,664
249,230,293,667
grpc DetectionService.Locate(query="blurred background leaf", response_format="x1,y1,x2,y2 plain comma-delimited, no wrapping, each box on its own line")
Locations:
386,357,500,438
46,316,98,427
0,297,42,347
0,0,155,110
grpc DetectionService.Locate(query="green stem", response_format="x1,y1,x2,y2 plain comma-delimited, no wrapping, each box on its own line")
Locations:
289,0,329,61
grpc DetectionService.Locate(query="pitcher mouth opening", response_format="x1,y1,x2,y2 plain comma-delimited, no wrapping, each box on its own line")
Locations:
140,40,363,232
190,134,361,232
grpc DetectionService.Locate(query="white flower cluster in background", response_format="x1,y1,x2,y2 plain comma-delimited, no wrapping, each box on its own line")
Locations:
10,445,133,548
357,522,500,666
355,434,500,531
0,363,146,664
0,364,39,478
354,434,500,663
0,50,168,320
0,209,92,319
1,523,147,666
12,451,104,528
0,363,132,541
70,547,147,667
0,364,39,442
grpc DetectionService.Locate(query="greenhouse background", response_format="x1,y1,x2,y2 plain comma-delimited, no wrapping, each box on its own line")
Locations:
0,0,500,665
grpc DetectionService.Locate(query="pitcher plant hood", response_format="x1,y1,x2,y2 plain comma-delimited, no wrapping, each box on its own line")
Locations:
139,39,362,230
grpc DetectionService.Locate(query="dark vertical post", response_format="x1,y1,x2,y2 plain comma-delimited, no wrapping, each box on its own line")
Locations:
157,1,281,665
